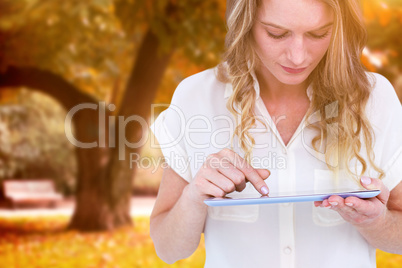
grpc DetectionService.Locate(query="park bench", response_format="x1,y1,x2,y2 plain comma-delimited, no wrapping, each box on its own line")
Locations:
1,180,63,209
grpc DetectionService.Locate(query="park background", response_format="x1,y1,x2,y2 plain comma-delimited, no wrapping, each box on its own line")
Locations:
0,0,401,267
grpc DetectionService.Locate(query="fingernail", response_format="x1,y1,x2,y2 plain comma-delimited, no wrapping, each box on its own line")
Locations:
345,203,353,207
361,176,371,185
261,186,269,195
329,202,338,206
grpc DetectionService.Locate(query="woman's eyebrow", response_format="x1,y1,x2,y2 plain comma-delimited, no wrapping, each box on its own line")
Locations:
259,21,333,31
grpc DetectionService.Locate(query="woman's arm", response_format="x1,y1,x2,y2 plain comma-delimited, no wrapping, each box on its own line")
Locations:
315,179,402,254
150,167,207,264
150,148,271,264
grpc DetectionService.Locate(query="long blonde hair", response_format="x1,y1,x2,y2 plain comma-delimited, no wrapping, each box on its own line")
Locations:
217,0,384,179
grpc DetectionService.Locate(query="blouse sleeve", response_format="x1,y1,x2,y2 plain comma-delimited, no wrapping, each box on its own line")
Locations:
369,73,402,191
150,82,193,183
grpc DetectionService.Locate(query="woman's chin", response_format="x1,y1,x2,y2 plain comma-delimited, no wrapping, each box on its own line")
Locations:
276,74,309,86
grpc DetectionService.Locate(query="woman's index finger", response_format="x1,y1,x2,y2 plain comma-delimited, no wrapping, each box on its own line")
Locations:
219,149,270,195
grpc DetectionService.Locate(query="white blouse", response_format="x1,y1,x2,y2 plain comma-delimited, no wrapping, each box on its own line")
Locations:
150,66,402,268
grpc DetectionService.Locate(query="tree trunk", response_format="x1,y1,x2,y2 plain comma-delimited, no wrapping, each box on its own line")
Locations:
0,27,173,231
69,28,174,231
0,67,130,231
0,67,119,231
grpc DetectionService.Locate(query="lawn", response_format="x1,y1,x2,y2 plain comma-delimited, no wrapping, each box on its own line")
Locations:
0,216,204,268
0,216,400,268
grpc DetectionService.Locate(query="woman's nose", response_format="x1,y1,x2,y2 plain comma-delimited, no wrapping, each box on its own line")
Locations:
286,37,307,67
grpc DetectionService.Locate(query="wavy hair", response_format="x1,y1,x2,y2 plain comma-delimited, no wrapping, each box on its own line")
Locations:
217,0,384,179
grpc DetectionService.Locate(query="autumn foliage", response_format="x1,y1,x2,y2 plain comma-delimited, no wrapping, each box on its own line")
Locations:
1,216,401,268
0,0,401,266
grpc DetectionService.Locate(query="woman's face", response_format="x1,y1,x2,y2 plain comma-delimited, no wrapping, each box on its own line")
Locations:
251,0,334,86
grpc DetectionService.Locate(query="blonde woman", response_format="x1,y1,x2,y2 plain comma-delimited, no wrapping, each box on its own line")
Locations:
150,0,402,267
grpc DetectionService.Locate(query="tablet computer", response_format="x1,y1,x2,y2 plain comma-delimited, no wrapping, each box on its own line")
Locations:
203,189,380,207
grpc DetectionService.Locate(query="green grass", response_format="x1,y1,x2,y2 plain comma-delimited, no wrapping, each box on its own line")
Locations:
0,216,400,267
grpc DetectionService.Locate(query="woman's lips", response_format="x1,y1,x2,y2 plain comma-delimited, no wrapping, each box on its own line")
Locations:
281,65,307,74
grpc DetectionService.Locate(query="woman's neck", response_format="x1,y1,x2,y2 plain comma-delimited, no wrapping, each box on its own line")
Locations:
255,66,309,103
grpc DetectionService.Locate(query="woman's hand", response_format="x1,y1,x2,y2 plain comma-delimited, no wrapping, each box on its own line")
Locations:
314,176,390,227
186,148,271,205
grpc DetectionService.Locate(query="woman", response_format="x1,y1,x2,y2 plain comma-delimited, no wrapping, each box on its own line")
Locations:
150,0,402,267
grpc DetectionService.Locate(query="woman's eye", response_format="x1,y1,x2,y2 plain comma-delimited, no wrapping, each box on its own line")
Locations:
267,31,288,40
310,31,330,39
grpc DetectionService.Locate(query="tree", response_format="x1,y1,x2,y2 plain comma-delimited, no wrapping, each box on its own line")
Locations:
362,0,402,84
0,0,225,231
0,88,76,193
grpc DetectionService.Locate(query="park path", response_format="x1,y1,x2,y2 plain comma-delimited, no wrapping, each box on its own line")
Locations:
0,196,156,218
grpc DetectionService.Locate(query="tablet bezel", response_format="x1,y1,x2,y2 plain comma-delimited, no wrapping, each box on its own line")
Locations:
203,189,381,207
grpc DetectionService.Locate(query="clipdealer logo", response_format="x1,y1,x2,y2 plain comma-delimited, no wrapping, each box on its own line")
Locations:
64,101,340,167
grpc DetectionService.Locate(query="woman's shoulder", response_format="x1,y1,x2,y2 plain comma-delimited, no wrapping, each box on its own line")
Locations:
366,72,399,104
365,72,402,122
367,72,395,96
170,66,227,107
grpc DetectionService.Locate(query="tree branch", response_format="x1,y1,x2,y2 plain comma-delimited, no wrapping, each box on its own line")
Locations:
0,66,97,110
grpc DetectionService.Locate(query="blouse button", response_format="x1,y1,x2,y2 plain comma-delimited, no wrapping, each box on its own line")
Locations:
283,247,292,255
